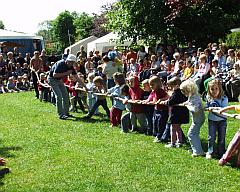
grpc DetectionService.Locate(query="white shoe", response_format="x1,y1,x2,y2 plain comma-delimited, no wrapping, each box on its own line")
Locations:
205,153,212,159
165,143,176,148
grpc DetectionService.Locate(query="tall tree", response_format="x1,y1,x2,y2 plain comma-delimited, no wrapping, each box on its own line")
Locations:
106,0,240,46
91,13,109,38
52,11,76,51
106,0,170,45
74,12,94,40
37,20,53,42
0,20,5,29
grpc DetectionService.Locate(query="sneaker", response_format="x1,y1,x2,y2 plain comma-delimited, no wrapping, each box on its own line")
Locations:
153,137,161,143
165,143,176,148
191,153,205,157
176,142,183,148
66,113,75,118
59,115,68,120
205,153,212,159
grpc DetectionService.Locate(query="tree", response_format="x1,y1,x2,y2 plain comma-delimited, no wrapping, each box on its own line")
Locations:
36,20,53,42
52,11,76,51
106,0,240,47
0,20,5,29
106,0,170,45
74,12,94,40
91,13,109,38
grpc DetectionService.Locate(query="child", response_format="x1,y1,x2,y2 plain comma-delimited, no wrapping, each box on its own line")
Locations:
180,79,205,157
85,76,110,118
182,60,194,81
144,76,169,142
141,79,154,135
38,73,50,102
86,72,98,115
120,84,132,133
65,75,78,111
205,79,228,159
75,73,88,113
108,72,126,127
0,75,6,94
219,104,240,167
126,76,148,133
161,77,189,147
6,76,19,93
22,74,30,91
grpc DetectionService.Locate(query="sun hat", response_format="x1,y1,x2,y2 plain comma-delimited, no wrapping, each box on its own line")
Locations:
66,54,77,62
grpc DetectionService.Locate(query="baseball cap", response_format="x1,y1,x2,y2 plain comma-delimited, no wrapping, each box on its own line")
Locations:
66,54,77,62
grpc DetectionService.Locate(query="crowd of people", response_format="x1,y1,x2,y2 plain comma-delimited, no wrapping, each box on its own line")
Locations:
0,42,240,168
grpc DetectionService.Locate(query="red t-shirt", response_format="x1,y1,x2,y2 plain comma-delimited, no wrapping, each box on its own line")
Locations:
147,89,168,110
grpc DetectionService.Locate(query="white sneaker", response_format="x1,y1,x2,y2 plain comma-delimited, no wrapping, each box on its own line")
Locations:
153,137,161,143
205,153,212,159
191,153,205,157
165,143,176,148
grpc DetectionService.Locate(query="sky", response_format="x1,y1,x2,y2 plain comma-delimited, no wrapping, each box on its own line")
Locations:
0,0,116,35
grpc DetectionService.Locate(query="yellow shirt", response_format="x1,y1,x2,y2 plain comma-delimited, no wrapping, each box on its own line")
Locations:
183,67,194,79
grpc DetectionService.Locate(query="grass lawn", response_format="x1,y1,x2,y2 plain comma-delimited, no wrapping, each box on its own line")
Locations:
0,91,239,192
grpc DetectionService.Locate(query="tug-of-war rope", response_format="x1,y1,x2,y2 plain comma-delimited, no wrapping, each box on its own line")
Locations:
35,71,240,121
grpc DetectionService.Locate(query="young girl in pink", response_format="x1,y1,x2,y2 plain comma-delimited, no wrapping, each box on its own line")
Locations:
219,104,240,167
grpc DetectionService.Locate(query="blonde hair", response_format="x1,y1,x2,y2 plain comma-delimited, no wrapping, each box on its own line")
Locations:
207,79,224,99
142,79,149,85
87,72,95,82
93,76,104,84
180,79,198,96
199,54,207,61
149,76,162,90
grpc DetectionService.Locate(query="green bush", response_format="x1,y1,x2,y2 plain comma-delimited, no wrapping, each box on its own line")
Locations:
225,32,240,48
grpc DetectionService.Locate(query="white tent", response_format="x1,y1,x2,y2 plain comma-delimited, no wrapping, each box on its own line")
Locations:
64,36,98,55
87,32,133,54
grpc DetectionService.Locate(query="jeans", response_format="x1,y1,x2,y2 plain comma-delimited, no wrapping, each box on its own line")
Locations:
145,111,153,135
153,110,168,140
208,120,227,157
188,109,205,154
48,77,69,117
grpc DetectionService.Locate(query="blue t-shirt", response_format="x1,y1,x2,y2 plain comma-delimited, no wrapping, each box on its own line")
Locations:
49,59,76,79
206,95,228,121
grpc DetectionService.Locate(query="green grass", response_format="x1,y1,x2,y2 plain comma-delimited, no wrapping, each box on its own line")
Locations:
0,92,240,192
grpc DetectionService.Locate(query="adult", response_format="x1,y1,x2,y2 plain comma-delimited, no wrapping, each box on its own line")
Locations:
102,56,119,89
16,53,26,67
62,49,70,60
48,54,86,120
137,45,147,63
76,45,87,62
126,48,137,64
48,52,58,64
30,51,43,99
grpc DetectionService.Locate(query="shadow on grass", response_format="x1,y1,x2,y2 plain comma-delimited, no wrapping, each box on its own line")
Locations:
0,146,21,186
72,116,110,123
0,146,22,158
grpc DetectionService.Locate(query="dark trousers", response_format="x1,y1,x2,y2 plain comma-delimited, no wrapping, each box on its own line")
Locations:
88,99,110,117
31,71,39,98
74,95,85,112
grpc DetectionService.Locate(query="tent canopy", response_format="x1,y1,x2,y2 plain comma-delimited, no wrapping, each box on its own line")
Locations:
87,32,133,54
0,29,44,55
64,36,98,56
0,29,43,40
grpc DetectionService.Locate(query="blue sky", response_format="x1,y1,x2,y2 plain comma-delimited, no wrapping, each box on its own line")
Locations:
0,0,116,34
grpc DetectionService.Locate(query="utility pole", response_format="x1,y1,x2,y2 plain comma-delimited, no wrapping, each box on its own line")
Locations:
68,29,71,46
